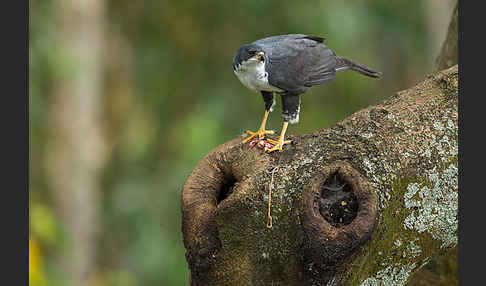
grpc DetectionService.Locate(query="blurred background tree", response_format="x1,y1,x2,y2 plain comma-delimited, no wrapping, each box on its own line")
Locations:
29,0,457,285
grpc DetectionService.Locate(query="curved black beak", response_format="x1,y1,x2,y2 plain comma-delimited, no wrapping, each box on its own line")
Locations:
256,52,264,62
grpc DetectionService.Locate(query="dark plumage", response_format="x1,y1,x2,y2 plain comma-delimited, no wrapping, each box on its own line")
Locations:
233,34,381,152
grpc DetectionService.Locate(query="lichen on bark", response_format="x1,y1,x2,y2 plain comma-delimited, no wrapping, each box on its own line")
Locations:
344,66,458,286
181,65,458,286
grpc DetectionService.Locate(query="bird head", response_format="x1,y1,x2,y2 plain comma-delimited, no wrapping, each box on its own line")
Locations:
233,44,265,71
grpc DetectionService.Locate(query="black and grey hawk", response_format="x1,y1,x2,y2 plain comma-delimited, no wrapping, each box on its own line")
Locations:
233,34,381,152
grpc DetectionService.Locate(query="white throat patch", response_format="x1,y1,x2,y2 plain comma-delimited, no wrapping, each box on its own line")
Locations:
234,59,283,93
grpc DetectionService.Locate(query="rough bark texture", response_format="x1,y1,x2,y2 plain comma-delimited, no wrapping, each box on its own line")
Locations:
435,3,458,70
181,65,458,286
405,2,459,284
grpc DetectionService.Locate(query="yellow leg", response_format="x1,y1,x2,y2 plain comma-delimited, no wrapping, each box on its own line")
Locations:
265,122,291,153
242,110,275,143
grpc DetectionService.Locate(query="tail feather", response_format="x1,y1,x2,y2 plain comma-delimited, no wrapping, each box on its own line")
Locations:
335,56,382,78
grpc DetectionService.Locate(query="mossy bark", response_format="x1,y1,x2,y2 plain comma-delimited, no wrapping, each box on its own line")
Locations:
406,2,459,283
181,65,458,286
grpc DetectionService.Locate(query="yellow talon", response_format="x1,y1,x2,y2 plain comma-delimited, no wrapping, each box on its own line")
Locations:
242,129,275,143
265,140,291,153
265,144,281,153
265,122,290,153
242,110,275,143
265,138,291,145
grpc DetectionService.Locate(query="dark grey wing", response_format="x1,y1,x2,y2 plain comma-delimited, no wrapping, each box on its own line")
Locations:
254,34,337,94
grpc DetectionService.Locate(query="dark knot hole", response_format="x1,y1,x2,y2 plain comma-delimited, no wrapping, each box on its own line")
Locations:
318,170,359,227
217,174,237,204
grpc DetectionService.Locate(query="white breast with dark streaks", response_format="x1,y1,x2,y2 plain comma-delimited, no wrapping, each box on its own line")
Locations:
234,60,283,93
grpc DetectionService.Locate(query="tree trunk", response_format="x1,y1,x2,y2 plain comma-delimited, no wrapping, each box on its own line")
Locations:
406,2,459,284
435,3,458,71
181,65,458,285
45,0,107,284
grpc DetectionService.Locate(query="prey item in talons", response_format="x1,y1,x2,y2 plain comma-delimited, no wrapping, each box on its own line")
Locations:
249,138,276,150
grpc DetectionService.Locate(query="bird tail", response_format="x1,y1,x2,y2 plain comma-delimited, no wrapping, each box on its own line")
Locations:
335,56,382,78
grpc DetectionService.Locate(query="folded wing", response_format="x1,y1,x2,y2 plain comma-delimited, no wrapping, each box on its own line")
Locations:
255,34,337,94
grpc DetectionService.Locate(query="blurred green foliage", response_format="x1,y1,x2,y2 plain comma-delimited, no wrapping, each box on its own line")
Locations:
30,0,456,285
